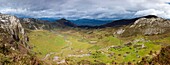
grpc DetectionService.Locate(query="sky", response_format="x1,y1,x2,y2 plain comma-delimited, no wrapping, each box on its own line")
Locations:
0,0,170,20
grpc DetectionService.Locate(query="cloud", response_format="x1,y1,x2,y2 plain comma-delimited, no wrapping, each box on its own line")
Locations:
135,9,170,18
0,0,169,19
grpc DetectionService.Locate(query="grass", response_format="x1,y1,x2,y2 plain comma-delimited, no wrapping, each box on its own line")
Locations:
27,29,163,64
28,30,94,58
88,45,102,50
99,36,123,47
28,30,67,58
108,41,161,63
156,37,170,44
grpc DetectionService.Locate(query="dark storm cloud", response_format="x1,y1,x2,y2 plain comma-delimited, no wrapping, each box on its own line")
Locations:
0,0,170,19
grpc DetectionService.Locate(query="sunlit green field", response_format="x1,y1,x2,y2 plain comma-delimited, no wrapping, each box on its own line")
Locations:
28,30,67,58
28,30,163,64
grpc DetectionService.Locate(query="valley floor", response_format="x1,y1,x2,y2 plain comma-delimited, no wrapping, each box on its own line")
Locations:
28,28,169,65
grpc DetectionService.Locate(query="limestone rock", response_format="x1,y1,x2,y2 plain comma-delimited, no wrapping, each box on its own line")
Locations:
0,14,28,47
116,15,170,36
0,14,43,65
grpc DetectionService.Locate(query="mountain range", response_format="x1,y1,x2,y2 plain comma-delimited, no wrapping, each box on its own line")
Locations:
0,13,170,65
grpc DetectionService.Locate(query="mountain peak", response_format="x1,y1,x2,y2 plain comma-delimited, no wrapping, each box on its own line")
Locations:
141,15,158,18
60,18,67,21
56,18,77,27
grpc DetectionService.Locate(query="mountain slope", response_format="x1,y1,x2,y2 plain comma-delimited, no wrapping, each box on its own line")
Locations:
56,18,77,27
71,19,111,26
114,15,170,37
102,15,158,27
21,18,53,30
21,18,77,30
0,14,43,65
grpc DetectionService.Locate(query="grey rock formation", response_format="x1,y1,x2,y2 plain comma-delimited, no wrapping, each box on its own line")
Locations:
0,14,29,48
115,16,170,36
0,13,43,65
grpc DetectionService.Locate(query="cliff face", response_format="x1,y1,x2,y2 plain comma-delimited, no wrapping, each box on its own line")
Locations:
0,14,42,65
115,16,170,36
0,14,29,51
131,17,170,35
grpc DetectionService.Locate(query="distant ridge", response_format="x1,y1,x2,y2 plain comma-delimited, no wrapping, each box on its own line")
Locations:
101,15,159,27
56,18,77,27
70,19,112,26
37,18,58,22
20,15,168,30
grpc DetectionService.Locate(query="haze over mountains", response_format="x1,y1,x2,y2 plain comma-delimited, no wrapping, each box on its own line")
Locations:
17,15,169,27
0,0,170,19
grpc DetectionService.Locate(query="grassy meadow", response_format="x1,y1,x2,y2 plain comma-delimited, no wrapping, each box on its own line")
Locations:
27,29,165,64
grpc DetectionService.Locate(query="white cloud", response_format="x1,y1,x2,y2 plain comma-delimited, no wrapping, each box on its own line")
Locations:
135,9,164,16
0,8,27,14
135,9,170,19
0,0,169,19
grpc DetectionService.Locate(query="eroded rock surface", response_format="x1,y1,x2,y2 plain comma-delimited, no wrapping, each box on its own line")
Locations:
0,14,28,48
0,14,42,65
115,16,170,36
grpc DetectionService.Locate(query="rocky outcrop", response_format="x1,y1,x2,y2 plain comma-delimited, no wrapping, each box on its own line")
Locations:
132,17,170,35
115,15,170,36
0,14,42,65
0,14,28,48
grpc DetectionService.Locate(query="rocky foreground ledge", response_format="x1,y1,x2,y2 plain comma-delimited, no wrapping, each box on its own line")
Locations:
139,46,170,65
0,14,43,65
